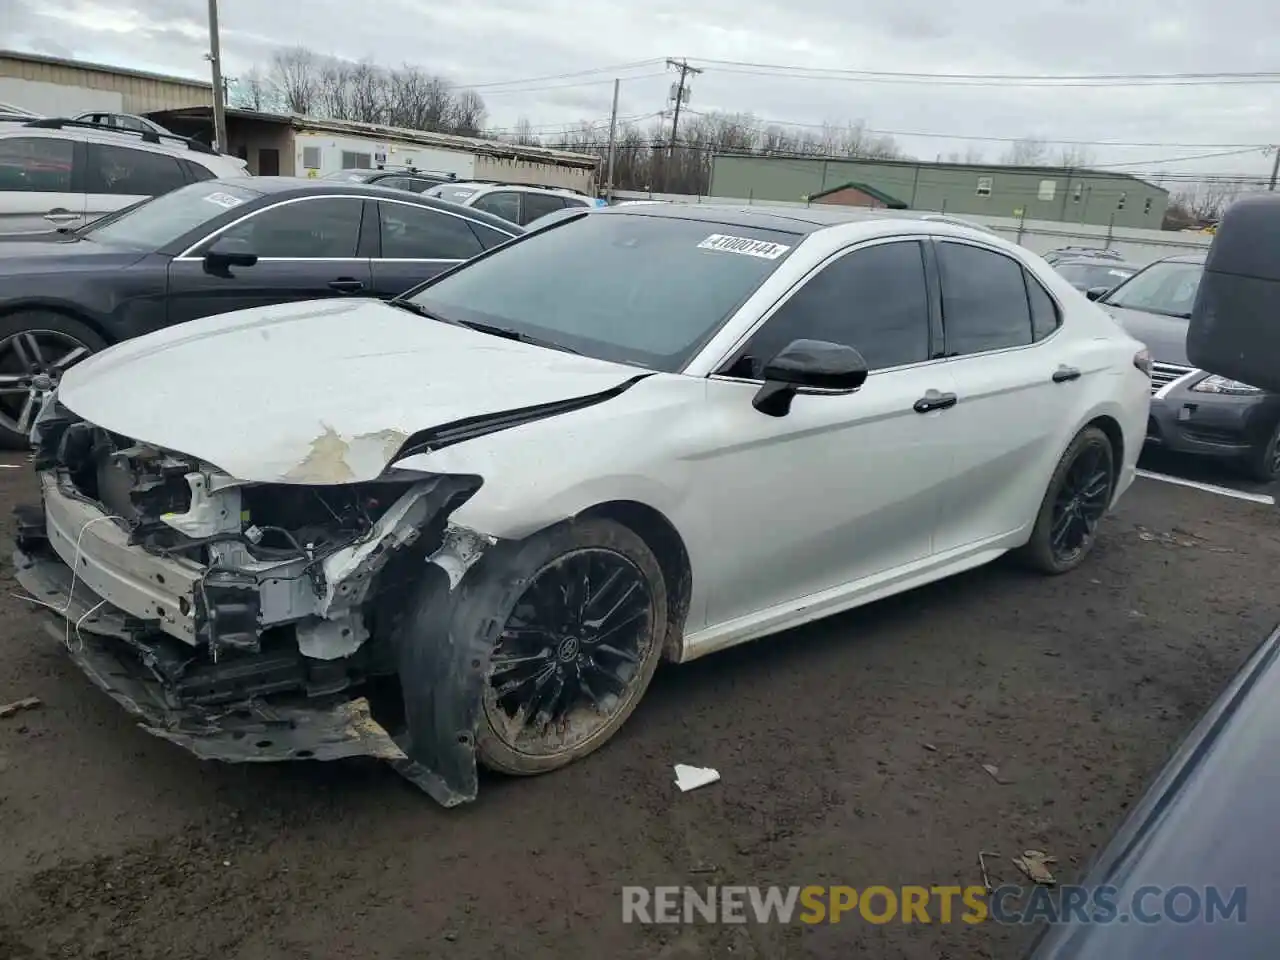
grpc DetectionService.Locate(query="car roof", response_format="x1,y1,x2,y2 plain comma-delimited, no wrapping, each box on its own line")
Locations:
204,177,525,233
446,181,585,196
1055,257,1142,270
2,119,245,168
1159,253,1208,265
587,202,1017,241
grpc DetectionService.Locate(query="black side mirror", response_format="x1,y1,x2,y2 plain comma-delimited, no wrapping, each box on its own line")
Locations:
1187,193,1280,393
752,338,869,417
203,236,258,273
1085,286,1109,301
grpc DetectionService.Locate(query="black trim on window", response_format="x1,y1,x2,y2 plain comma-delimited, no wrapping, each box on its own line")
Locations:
357,198,380,258
920,238,946,359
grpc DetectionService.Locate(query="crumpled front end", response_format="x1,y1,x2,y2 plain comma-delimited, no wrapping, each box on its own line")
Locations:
15,396,495,805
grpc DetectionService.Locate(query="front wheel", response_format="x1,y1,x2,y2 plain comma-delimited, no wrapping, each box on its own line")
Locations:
474,517,668,776
1018,426,1115,574
0,311,106,449
1243,419,1280,483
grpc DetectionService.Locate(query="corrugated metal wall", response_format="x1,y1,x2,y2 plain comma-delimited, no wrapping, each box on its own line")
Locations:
0,54,211,113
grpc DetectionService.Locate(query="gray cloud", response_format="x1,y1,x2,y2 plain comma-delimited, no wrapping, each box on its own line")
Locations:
4,0,1277,184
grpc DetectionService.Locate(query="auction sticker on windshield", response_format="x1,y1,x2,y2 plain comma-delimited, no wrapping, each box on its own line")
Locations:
203,191,245,209
697,234,791,259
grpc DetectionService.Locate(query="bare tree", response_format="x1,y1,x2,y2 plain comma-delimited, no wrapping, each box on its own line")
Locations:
1001,136,1049,166
1175,182,1245,224
269,46,319,115
315,58,351,120
229,66,274,111
346,60,387,124
1058,145,1095,168
448,90,486,138
509,117,541,146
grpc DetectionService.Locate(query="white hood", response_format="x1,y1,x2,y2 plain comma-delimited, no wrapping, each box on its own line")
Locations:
58,298,644,483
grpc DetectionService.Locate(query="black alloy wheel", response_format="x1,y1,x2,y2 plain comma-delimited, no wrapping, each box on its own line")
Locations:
483,547,656,758
1020,426,1115,574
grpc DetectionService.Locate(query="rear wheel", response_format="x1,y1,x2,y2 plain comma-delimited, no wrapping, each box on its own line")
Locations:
1019,426,1115,574
475,518,668,776
0,311,106,449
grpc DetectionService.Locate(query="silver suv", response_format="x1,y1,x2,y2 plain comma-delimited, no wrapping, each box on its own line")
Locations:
425,181,600,226
0,118,249,235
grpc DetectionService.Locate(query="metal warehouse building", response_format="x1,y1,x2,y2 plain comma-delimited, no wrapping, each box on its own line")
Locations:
0,49,211,116
149,106,600,193
709,154,1169,230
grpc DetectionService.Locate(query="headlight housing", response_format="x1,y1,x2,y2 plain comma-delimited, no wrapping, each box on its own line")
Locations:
1191,374,1262,396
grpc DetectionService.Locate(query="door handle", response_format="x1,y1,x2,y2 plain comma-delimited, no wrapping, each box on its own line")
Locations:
913,389,958,413
1052,365,1082,383
328,278,365,293
43,210,79,224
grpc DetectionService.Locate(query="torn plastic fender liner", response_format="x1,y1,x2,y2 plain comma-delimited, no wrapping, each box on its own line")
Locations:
392,523,507,807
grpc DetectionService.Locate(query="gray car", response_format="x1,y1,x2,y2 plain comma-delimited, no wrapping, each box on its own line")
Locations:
1094,254,1280,480
1052,257,1140,294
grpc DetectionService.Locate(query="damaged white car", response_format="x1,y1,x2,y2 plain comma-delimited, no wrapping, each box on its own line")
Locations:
14,204,1152,806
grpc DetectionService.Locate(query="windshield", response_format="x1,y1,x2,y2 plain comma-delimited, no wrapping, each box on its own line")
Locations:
1056,262,1136,290
83,181,262,250
1102,260,1203,318
409,213,800,371
428,184,483,204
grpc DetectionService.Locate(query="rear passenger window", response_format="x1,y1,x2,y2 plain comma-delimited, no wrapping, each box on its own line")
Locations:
469,221,515,250
182,159,215,183
472,191,520,223
521,192,567,224
0,137,74,193
937,242,1032,355
87,144,187,197
731,240,931,375
1024,271,1060,341
378,202,482,260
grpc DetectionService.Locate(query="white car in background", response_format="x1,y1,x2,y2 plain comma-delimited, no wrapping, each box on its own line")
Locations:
426,180,600,226
17,204,1151,806
0,118,248,234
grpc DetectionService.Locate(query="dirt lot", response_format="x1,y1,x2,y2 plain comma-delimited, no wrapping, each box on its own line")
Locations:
1,461,1278,960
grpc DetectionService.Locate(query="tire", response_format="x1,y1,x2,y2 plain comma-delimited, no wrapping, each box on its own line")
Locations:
0,311,107,450
472,517,668,777
1243,419,1280,483
1018,426,1116,575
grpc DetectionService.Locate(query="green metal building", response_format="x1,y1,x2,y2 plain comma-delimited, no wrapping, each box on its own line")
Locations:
708,155,1169,230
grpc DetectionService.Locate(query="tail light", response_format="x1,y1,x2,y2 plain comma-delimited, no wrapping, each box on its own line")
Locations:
1133,348,1152,377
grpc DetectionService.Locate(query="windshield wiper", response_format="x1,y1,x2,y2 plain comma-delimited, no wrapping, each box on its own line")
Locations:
387,299,453,323
453,319,581,355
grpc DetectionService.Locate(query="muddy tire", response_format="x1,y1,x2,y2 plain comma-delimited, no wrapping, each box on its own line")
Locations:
473,517,668,777
1018,426,1116,575
0,311,106,449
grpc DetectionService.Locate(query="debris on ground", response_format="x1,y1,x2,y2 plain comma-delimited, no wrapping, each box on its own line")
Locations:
1136,526,1205,548
922,743,938,752
0,697,41,719
674,764,720,792
1012,850,1058,886
980,762,1011,785
978,851,999,895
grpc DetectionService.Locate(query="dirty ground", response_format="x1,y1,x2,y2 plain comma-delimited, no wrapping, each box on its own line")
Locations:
1,461,1277,960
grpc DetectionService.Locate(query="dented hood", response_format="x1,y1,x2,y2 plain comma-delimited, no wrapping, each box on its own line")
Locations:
57,298,645,484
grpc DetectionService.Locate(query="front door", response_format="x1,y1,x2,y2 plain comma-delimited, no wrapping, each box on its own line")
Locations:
166,195,373,325
0,135,85,234
696,238,956,629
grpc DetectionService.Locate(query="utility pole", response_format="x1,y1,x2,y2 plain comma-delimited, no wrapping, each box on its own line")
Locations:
206,0,228,153
604,78,620,203
664,58,702,191
1269,146,1279,192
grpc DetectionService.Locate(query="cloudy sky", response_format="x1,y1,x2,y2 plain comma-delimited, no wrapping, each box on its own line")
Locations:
5,0,1278,189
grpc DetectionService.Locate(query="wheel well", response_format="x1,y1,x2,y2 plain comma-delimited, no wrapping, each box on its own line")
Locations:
577,500,693,662
1085,415,1125,487
0,304,115,346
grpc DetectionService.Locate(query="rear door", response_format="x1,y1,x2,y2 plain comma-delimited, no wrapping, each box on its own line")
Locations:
369,199,506,297
165,194,373,324
929,240,1077,553
519,191,567,226
84,142,188,222
0,135,85,233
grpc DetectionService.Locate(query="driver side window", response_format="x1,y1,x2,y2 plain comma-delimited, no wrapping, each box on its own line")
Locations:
207,197,363,258
724,240,932,378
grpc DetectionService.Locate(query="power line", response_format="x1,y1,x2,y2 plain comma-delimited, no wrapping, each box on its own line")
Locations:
681,58,1280,87
476,72,668,97
456,58,666,91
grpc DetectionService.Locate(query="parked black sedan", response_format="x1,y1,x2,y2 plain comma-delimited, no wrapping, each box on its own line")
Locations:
1093,254,1280,481
0,177,521,444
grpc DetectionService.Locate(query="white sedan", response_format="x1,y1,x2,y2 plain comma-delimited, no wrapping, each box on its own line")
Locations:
17,204,1152,806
